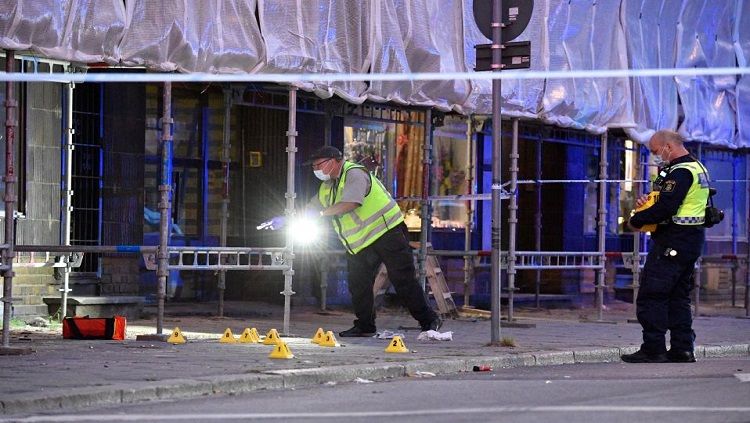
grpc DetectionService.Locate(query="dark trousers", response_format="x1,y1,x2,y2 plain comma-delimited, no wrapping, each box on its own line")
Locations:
345,224,437,332
636,242,698,354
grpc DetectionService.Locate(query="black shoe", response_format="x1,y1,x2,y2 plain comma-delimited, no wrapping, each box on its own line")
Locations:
338,326,376,338
621,349,669,363
421,317,443,332
667,350,696,363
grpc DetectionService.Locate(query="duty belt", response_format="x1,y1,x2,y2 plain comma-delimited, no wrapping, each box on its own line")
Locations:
672,216,705,225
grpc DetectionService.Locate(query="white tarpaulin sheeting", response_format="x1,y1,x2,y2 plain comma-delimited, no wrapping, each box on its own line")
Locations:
541,0,633,134
674,0,737,147
257,0,369,104
735,0,750,148
0,0,747,146
367,0,471,112
116,0,264,73
0,0,125,63
622,0,682,144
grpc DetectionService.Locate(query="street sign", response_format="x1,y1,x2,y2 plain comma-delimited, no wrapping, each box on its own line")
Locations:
474,41,531,72
473,0,534,42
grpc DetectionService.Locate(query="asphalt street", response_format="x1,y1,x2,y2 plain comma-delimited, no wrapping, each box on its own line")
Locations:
8,357,750,423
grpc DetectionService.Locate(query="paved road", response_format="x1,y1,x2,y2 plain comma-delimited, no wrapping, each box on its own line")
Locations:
8,358,750,423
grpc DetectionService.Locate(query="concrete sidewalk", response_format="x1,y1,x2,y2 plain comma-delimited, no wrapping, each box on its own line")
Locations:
1,301,749,415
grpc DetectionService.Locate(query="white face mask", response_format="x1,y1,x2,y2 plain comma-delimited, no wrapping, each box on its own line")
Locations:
314,169,330,181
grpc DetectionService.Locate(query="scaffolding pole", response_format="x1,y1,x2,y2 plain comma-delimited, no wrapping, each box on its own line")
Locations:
60,81,75,319
490,0,503,343
282,86,298,336
731,152,738,307
463,116,475,308
506,119,519,321
217,89,231,317
595,132,608,321
1,51,17,348
746,196,750,317
747,151,750,317
534,129,542,308
418,109,433,291
156,82,174,335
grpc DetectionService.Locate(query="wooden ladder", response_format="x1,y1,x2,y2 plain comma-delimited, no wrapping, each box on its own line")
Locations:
372,255,459,318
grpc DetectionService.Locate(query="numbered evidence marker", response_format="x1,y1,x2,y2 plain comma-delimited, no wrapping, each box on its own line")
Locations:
269,341,294,359
311,327,325,344
239,328,260,343
385,336,409,353
167,327,186,344
319,330,340,347
219,328,237,344
263,328,282,345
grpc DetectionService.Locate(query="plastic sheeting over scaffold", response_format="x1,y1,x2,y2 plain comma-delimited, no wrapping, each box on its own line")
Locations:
0,0,748,147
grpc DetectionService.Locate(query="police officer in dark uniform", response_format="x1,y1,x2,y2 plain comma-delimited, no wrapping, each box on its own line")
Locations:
622,130,709,364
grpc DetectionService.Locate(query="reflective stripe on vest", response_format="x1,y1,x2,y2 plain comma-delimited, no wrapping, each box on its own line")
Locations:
668,161,710,226
318,162,404,254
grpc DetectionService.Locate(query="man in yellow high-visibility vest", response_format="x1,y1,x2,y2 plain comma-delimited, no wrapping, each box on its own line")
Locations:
307,146,441,337
623,130,709,364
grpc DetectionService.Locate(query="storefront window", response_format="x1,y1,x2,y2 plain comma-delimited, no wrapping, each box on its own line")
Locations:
343,119,395,186
431,117,470,229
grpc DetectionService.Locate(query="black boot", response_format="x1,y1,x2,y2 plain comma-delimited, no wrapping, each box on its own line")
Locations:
666,350,696,363
338,326,376,337
621,349,668,363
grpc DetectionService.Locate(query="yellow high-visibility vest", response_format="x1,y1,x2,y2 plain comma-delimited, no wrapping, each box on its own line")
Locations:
669,162,710,225
318,162,404,254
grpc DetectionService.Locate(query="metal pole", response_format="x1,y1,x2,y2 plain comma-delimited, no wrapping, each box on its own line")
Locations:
319,108,333,311
490,0,503,343
534,129,542,308
156,82,174,335
2,51,17,347
463,116,475,308
61,81,75,319
746,192,750,317
282,86,298,335
595,132,608,321
746,155,750,317
506,119,519,321
694,258,701,316
217,90,231,317
731,153,738,307
418,109,433,291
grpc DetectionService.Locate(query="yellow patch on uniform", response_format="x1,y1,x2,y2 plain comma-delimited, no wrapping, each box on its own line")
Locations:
662,180,676,192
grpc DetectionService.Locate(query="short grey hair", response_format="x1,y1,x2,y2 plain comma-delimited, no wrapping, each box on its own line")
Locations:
652,130,685,146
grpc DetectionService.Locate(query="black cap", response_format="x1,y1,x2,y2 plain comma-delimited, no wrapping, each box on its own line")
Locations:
304,146,342,165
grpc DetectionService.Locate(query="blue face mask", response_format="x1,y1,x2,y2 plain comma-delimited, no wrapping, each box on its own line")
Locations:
653,146,668,167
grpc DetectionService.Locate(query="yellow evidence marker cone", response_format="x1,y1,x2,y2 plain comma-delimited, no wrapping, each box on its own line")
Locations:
319,330,340,347
385,336,409,353
239,328,259,343
263,328,282,345
268,341,294,359
219,328,237,344
249,328,261,342
311,328,325,344
167,327,186,344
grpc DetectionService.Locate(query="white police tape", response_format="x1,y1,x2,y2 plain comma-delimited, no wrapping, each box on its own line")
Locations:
1,66,749,83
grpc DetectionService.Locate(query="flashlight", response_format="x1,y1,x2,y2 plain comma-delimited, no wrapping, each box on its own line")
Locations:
287,216,322,245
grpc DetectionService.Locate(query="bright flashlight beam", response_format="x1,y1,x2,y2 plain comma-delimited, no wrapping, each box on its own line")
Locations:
287,217,322,245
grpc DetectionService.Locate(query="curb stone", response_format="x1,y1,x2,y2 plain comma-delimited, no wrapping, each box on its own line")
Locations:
573,348,621,363
3,344,749,415
534,351,575,366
